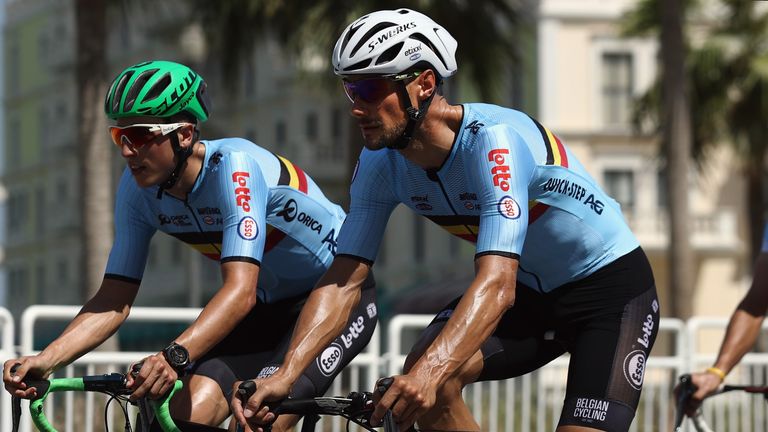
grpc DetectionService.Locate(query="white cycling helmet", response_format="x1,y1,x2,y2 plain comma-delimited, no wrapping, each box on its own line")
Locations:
332,8,458,78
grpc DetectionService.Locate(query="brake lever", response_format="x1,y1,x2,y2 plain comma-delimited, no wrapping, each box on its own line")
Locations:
674,374,696,431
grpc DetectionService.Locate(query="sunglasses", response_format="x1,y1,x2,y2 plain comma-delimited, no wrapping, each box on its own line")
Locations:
109,122,192,150
342,71,422,103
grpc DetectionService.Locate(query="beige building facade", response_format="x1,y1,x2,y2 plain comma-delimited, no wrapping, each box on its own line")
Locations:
539,0,749,320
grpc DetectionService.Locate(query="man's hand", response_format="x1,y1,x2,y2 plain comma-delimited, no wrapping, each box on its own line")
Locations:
674,371,722,417
371,374,438,431
125,352,179,400
2,356,53,399
231,376,292,431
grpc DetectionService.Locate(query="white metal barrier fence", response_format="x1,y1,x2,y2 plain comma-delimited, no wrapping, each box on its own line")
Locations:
1,307,768,432
7,305,380,432
683,317,768,432
387,315,687,432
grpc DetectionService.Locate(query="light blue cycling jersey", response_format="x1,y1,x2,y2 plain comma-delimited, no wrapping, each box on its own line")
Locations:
337,103,640,293
105,138,345,303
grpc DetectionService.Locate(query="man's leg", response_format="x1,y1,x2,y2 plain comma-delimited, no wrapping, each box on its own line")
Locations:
169,374,230,425
400,289,563,432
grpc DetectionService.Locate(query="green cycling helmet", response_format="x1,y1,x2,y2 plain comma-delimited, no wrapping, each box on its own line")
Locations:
104,60,210,122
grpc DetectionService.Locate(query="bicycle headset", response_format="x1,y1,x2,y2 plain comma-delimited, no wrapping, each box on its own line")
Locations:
331,8,458,150
104,60,211,198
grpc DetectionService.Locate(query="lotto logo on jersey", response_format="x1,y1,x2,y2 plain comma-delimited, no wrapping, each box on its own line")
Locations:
497,196,521,219
238,216,258,240
232,171,252,212
487,149,511,191
317,343,343,377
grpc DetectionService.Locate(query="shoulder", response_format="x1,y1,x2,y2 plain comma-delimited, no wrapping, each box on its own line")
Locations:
203,138,272,177
459,104,541,152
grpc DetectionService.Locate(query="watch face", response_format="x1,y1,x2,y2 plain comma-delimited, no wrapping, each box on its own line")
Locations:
168,348,187,365
164,343,189,369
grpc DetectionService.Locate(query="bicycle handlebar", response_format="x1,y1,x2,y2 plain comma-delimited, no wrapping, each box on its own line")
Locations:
236,376,398,432
675,373,768,432
21,373,183,432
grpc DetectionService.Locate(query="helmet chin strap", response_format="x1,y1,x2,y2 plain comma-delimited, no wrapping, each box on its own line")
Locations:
387,81,438,150
156,133,194,199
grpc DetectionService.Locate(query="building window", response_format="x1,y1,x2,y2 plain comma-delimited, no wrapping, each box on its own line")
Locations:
9,267,30,313
8,190,28,231
331,108,344,160
38,32,49,66
602,52,633,127
306,112,318,141
39,107,48,159
35,187,45,238
36,263,45,301
604,170,635,209
9,40,20,95
9,119,21,167
331,108,342,139
275,121,286,151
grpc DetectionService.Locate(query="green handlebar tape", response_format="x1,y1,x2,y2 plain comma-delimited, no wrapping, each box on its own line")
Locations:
152,380,184,432
27,378,183,432
30,378,86,432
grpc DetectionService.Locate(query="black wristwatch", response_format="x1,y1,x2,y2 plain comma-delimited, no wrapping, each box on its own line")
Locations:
162,342,190,374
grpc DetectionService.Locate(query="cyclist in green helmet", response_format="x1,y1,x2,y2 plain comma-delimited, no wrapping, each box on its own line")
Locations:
3,60,378,431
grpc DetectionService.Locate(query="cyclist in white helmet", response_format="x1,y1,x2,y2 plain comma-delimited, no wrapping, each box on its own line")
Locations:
233,9,658,432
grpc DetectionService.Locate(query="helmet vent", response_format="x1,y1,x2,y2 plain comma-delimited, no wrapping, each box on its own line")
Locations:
341,16,369,53
343,58,373,72
140,71,170,104
125,69,159,112
410,33,448,73
195,82,210,118
375,42,403,65
111,71,134,113
350,22,397,57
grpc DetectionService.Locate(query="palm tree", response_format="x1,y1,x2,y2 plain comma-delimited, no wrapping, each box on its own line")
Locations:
190,0,527,101
624,0,696,319
75,0,113,308
659,0,695,320
627,1,768,267
188,0,529,194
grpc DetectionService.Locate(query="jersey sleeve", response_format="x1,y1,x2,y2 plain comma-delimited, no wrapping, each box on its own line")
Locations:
469,125,537,259
215,152,268,265
104,169,156,283
336,152,399,264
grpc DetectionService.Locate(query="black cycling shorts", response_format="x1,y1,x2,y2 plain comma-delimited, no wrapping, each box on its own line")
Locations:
188,275,377,401
425,247,659,432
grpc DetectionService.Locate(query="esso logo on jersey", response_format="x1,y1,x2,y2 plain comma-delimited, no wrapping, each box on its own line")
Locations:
487,149,511,191
232,171,252,212
623,350,647,390
238,216,258,241
317,343,343,376
497,196,521,219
